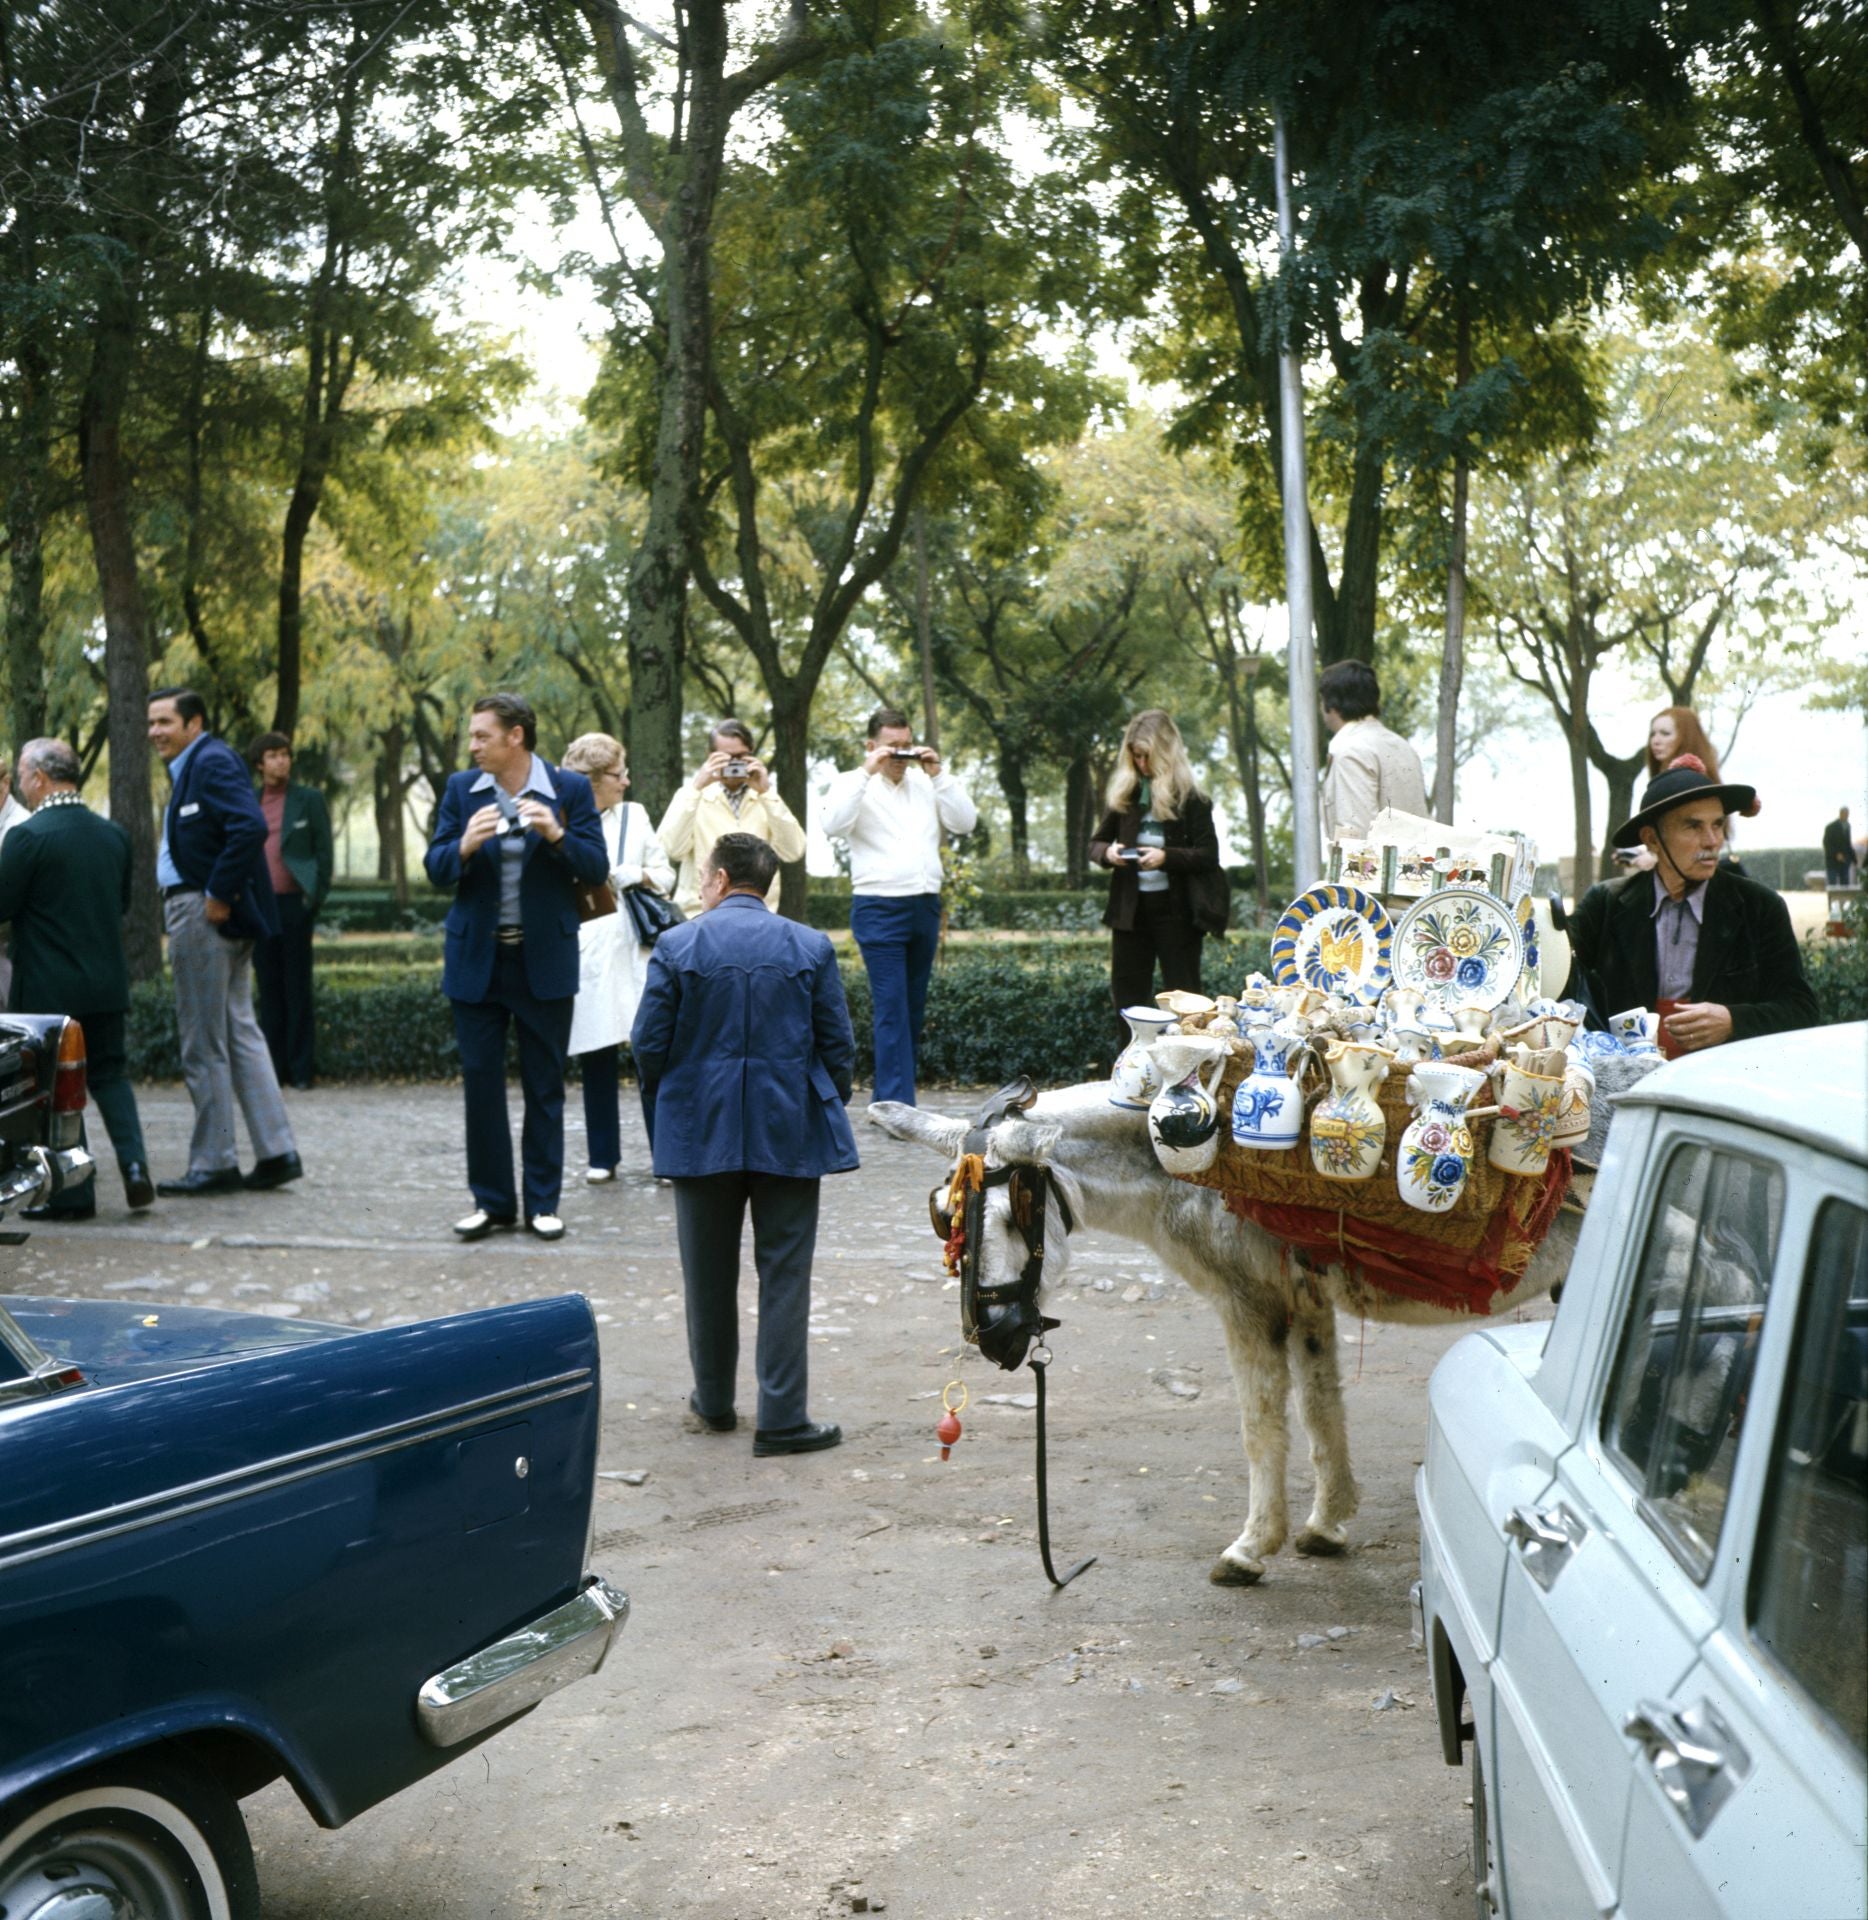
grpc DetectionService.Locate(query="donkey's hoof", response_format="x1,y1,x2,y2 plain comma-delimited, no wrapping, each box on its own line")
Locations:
1294,1524,1349,1557
1209,1551,1265,1586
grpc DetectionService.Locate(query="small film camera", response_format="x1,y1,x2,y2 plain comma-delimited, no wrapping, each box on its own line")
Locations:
723,759,749,779
1119,848,1142,864
889,747,923,761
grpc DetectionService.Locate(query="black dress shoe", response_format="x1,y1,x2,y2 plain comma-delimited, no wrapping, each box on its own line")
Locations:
687,1391,738,1434
21,1199,96,1222
157,1167,244,1197
122,1162,156,1210
243,1152,304,1191
753,1421,843,1457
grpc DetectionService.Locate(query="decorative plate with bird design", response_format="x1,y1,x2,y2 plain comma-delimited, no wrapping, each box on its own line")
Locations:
1270,885,1395,1003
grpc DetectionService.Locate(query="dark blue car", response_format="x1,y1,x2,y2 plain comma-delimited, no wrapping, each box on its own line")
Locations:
0,1251,625,1914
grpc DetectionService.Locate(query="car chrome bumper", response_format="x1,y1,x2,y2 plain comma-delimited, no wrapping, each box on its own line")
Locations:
416,1575,629,1748
0,1145,94,1212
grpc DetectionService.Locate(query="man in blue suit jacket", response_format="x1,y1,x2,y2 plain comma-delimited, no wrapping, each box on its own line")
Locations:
632,831,859,1455
426,692,609,1240
148,688,301,1197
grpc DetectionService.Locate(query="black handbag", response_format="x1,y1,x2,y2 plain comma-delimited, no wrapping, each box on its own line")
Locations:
622,885,685,946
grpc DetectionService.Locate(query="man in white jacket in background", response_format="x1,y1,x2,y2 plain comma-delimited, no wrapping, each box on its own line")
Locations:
658,718,806,915
820,705,977,1106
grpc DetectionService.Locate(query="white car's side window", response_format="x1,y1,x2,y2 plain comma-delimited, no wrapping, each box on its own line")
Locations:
1750,1198,1868,1756
1601,1141,1783,1580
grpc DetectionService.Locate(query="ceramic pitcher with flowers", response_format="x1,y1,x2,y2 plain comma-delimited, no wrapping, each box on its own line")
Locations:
1397,1062,1488,1213
1110,1005,1177,1109
1309,1040,1390,1182
1147,1034,1232,1175
1232,1019,1311,1151
1487,1055,1566,1177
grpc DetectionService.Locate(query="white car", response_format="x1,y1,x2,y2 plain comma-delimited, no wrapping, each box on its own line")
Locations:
1416,1022,1867,1919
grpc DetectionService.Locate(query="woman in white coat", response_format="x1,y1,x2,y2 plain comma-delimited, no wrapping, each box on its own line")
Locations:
561,733,676,1180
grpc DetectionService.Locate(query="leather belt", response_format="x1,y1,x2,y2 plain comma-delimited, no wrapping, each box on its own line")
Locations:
496,927,525,945
162,884,201,900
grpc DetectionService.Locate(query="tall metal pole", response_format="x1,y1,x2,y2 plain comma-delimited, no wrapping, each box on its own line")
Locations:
1274,107,1323,893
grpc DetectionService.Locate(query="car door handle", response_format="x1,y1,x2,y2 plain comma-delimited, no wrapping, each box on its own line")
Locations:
1622,1698,1751,1838
1502,1501,1586,1589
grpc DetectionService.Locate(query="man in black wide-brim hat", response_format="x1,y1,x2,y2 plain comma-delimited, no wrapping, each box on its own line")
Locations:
1565,754,1819,1052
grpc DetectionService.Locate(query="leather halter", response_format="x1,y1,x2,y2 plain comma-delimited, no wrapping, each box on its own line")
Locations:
930,1078,1077,1372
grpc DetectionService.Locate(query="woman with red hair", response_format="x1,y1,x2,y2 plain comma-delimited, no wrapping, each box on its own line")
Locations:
1645,707,1723,782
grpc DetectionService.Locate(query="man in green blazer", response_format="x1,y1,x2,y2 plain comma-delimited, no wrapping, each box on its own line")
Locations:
249,731,335,1089
0,738,154,1218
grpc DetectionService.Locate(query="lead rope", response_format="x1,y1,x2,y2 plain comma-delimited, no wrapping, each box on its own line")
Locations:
1029,1343,1095,1590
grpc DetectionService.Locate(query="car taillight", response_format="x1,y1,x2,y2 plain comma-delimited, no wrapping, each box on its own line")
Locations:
54,1018,88,1124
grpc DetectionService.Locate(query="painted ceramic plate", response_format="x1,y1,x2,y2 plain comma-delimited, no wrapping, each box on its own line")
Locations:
1270,884,1394,1003
1392,886,1525,1011
1514,893,1541,1003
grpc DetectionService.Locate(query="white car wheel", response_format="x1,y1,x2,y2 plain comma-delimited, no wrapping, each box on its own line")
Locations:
0,1755,258,1920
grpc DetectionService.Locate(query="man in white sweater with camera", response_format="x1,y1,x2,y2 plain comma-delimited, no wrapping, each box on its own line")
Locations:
820,705,976,1106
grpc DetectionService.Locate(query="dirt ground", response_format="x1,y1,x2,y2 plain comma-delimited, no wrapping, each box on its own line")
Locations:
14,1081,1552,1919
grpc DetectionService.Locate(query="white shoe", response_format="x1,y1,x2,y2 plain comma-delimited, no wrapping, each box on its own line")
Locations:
586,1167,616,1184
527,1213,566,1240
454,1209,517,1241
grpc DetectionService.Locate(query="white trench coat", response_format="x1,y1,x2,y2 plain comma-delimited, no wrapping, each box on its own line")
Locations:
568,801,676,1058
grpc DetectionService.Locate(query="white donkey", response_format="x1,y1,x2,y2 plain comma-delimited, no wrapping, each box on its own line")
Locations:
870,1084,1578,1586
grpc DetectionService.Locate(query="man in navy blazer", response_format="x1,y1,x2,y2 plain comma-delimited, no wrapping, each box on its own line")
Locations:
632,831,859,1455
148,688,302,1197
426,691,609,1240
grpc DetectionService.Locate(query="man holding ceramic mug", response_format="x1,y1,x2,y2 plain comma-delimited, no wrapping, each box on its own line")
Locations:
1565,755,1818,1053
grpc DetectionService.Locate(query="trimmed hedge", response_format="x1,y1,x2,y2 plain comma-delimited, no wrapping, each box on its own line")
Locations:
125,932,1278,1085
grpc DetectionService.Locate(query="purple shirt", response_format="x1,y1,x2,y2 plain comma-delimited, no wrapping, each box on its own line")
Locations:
1651,873,1707,1002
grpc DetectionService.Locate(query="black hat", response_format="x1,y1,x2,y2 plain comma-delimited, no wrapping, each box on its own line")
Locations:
1612,755,1759,848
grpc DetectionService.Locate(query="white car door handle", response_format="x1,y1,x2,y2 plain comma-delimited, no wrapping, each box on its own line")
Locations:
1623,1698,1751,1838
1502,1501,1586,1588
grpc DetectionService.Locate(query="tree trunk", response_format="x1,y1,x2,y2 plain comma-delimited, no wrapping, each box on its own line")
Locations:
768,687,812,924
80,311,162,978
1064,754,1092,889
1600,752,1643,885
1000,744,1029,886
1433,301,1472,824
375,724,408,904
3,332,50,750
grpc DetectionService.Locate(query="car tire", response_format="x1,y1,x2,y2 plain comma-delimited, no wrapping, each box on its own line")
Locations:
1471,1735,1502,1920
0,1750,260,1920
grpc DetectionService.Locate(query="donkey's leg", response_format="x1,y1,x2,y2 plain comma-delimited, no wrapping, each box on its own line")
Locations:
1288,1292,1361,1556
1210,1292,1292,1585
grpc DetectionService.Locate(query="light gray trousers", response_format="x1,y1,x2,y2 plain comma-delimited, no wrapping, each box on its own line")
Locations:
166,891,295,1173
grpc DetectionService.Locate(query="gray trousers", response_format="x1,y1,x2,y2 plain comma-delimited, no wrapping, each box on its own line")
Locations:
166,891,295,1174
673,1171,820,1434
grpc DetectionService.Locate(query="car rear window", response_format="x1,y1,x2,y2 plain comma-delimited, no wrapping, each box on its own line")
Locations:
1602,1141,1782,1580
1749,1198,1868,1755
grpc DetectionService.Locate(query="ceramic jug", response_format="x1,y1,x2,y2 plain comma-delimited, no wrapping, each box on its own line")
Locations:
1156,989,1217,1023
1209,996,1242,1038
1110,1005,1177,1109
1309,1040,1390,1182
1232,1020,1311,1152
1240,972,1275,1011
1396,1062,1488,1213
1609,1006,1661,1055
1384,983,1427,1030
1487,1056,1566,1177
1450,1003,1492,1042
1147,1035,1232,1175
1551,1058,1594,1150
1389,1022,1434,1068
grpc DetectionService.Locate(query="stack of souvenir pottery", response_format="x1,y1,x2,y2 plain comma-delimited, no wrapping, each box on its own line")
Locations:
1109,857,1585,1309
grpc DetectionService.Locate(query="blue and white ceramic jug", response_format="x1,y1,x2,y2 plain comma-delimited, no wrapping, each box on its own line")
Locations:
1232,1019,1310,1152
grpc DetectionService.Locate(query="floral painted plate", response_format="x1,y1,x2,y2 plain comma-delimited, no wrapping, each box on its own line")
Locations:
1392,886,1525,1010
1270,884,1394,1003
1514,893,1541,1002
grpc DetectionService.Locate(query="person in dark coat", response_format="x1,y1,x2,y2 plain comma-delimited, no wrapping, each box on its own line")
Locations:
426,691,609,1241
1823,807,1855,887
1089,708,1227,1015
631,831,859,1456
147,687,301,1196
0,738,153,1218
1565,755,1819,1051
248,731,334,1090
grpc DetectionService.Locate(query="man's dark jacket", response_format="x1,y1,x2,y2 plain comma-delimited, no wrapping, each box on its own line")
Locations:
424,763,609,1003
1088,792,1229,934
0,804,132,1014
1823,816,1852,862
164,733,279,940
1565,866,1819,1043
263,780,335,911
631,892,859,1181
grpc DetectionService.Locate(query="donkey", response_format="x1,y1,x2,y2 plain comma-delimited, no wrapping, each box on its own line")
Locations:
870,1083,1578,1586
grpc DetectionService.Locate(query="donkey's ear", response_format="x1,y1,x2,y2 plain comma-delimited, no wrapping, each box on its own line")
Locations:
991,1120,1063,1166
866,1102,970,1157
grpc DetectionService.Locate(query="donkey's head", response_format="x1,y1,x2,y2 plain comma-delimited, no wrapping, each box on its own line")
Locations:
868,1100,1086,1368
